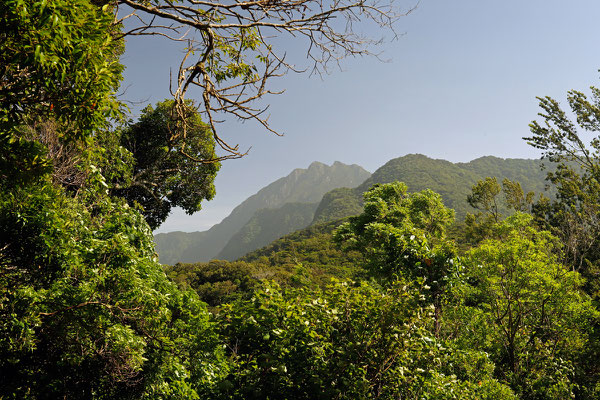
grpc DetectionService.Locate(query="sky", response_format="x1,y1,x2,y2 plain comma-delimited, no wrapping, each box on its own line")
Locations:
119,0,600,233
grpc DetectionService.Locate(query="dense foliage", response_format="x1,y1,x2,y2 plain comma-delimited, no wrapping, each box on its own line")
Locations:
4,0,600,398
1,1,225,397
113,101,220,229
0,184,226,398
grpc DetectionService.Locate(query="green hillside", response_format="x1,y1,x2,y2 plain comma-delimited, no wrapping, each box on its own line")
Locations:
240,219,363,279
157,154,552,265
217,202,319,261
312,154,551,224
165,220,365,307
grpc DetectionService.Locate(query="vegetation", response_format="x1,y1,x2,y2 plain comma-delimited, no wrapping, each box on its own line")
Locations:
4,0,600,398
156,154,550,265
311,154,551,226
113,101,220,229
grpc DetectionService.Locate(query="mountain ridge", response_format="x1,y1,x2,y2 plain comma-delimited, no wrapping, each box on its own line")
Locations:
154,161,371,264
156,154,553,265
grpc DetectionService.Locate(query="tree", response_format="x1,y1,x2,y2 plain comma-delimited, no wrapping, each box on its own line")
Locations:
467,177,502,222
115,0,409,158
1,0,123,183
113,100,220,229
502,178,535,213
525,85,600,293
334,182,457,334
0,182,227,398
0,0,419,396
464,177,535,244
1,1,231,397
454,213,596,399
213,280,516,399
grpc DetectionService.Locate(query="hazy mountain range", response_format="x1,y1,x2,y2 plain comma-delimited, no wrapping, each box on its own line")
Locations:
155,154,551,265
154,161,371,264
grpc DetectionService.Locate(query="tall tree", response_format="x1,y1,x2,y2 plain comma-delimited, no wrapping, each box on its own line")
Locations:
454,213,596,399
525,86,600,293
334,182,457,334
113,101,220,229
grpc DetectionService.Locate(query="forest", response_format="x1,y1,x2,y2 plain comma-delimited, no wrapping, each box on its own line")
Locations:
3,0,600,399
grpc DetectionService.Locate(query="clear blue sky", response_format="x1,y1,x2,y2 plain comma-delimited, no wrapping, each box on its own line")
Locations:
119,0,600,233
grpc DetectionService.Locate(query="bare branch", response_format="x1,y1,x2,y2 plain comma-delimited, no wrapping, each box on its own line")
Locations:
117,0,413,158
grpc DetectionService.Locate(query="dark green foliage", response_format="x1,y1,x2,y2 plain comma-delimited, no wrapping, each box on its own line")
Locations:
113,101,220,229
0,0,122,136
0,182,226,399
0,1,228,397
217,202,318,261
165,260,263,307
242,220,366,284
5,0,600,397
164,222,365,307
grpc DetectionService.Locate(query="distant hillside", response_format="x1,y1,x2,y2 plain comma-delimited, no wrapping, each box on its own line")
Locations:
312,154,551,224
217,202,319,261
311,187,363,225
240,219,364,282
154,161,371,264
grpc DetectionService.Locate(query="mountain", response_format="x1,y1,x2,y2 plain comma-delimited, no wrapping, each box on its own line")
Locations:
154,161,371,264
312,154,551,224
217,202,319,261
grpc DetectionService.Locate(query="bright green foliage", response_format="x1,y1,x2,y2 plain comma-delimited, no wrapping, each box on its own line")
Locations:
450,213,597,399
113,101,220,229
526,87,600,295
464,177,536,245
1,0,122,182
334,182,458,337
212,280,515,399
334,182,456,287
0,182,226,398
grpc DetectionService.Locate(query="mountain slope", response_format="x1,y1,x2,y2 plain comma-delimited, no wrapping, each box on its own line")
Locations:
217,202,319,261
154,161,371,264
240,219,364,282
312,154,550,224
